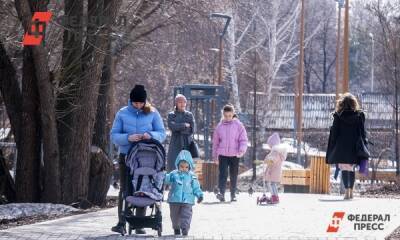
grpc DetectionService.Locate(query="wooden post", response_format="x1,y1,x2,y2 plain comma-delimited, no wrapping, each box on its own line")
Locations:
342,0,350,92
335,2,343,99
295,0,305,165
310,155,330,194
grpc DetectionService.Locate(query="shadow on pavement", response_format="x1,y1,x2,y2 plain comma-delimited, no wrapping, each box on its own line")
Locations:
201,201,231,205
83,233,194,239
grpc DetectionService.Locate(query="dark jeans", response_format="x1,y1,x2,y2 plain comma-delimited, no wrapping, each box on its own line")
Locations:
218,155,239,196
117,154,146,225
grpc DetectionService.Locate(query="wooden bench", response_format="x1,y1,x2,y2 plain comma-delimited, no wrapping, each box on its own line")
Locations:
195,160,218,192
195,160,248,192
282,169,311,193
282,155,330,194
282,169,310,185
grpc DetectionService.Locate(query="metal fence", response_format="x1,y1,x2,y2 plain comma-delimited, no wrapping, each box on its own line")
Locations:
244,92,398,173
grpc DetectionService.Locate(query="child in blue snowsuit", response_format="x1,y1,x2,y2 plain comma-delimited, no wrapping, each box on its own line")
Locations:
164,150,203,236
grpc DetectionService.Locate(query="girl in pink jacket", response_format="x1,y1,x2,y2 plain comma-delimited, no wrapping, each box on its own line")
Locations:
212,104,248,202
264,133,288,204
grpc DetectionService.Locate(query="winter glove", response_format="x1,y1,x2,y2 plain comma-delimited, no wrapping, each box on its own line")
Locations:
197,196,203,204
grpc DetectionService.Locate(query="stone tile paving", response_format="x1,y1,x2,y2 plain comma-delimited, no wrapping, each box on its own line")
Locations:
1,193,399,240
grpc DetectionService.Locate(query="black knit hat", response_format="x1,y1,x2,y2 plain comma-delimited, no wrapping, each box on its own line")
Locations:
130,85,147,103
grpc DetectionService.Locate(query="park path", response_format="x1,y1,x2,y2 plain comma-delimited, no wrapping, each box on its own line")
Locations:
1,192,399,240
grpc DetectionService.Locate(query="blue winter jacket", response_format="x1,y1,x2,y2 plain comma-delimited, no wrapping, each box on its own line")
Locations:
165,150,203,205
110,100,167,154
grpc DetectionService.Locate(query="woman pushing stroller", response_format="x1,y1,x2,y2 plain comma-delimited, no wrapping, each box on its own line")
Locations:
110,85,166,235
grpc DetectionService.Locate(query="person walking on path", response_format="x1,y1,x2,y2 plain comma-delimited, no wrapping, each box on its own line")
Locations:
167,94,198,172
263,133,288,204
165,150,203,236
212,104,248,202
110,84,166,235
326,93,368,200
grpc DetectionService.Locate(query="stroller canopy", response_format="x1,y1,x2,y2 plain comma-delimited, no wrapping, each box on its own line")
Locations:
125,139,166,202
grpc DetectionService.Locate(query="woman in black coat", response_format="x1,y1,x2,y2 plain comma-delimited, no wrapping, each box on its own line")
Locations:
326,93,367,200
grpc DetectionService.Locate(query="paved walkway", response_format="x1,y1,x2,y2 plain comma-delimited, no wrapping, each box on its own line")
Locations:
0,193,399,239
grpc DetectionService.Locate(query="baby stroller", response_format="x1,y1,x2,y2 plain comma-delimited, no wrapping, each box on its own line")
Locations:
121,139,166,236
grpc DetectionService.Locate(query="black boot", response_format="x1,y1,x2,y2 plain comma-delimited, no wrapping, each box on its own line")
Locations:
174,229,181,235
230,193,237,202
216,193,225,202
341,171,351,200
341,171,350,189
349,171,355,188
111,222,126,235
182,228,189,236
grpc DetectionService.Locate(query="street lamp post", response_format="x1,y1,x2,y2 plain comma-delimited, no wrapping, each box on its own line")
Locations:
252,20,257,182
209,48,220,85
209,13,230,129
369,33,375,92
210,13,231,85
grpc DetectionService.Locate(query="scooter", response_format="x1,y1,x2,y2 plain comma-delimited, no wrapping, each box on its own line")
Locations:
256,160,272,205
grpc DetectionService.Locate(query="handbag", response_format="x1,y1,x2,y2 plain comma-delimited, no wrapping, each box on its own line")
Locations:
356,113,370,159
181,134,200,158
188,140,199,158
359,158,369,176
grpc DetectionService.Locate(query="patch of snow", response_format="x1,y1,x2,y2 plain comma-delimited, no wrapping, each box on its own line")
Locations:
0,203,78,220
107,185,119,197
239,161,304,179
262,138,325,156
0,128,11,141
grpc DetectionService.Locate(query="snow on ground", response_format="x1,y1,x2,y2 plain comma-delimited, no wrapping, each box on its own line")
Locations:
106,185,119,197
0,203,78,220
239,161,304,180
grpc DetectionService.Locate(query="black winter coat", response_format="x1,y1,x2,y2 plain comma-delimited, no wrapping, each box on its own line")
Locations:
166,110,195,172
326,110,367,165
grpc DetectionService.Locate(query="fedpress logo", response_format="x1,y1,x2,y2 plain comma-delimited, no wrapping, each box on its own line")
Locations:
23,11,52,46
327,212,391,233
326,211,346,233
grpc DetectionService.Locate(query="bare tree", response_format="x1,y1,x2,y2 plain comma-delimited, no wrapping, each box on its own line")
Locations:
304,0,336,93
366,0,400,175
0,0,123,204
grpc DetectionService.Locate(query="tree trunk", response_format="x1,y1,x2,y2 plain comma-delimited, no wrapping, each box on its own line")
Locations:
62,0,120,204
0,150,16,203
92,41,114,154
0,42,22,147
226,13,242,112
15,0,61,203
57,0,84,202
88,146,113,206
15,48,41,202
